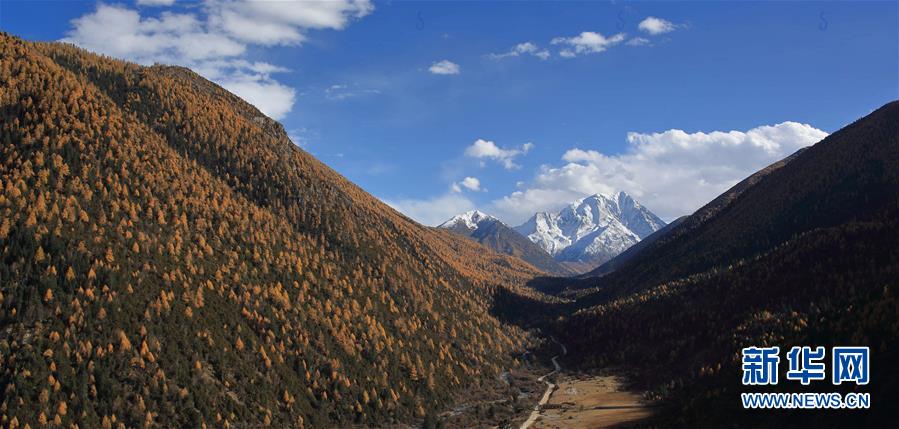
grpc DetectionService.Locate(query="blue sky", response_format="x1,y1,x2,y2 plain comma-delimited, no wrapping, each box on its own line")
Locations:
2,0,896,225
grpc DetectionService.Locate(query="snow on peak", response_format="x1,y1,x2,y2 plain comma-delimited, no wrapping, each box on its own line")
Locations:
514,191,665,262
438,210,499,230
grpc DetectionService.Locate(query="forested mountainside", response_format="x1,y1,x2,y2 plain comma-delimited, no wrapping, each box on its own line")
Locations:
0,33,548,428
582,148,807,280
544,102,899,426
466,221,572,276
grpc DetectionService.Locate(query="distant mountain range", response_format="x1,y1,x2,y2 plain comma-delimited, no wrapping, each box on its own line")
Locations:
438,211,573,275
439,192,665,274
515,192,666,272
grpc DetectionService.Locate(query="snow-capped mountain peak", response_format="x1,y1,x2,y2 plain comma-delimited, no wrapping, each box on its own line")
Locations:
514,191,665,268
436,192,664,273
438,210,499,231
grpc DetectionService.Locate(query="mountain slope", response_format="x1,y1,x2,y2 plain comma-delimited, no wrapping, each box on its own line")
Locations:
439,211,572,276
550,102,899,426
582,148,807,280
514,192,665,272
0,34,546,428
583,215,687,278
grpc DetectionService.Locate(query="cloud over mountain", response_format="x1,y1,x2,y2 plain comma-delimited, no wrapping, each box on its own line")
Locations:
490,122,829,224
62,0,373,119
465,139,534,170
385,193,475,226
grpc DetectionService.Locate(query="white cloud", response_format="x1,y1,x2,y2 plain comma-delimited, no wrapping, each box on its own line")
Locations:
551,31,626,57
384,193,475,226
62,1,373,120
638,16,678,35
137,0,176,6
464,139,534,170
137,0,175,7
324,83,381,100
490,122,829,224
429,60,460,75
451,176,482,193
460,177,482,191
287,127,317,147
626,37,651,47
487,42,551,60
219,75,296,120
208,0,373,46
64,5,244,63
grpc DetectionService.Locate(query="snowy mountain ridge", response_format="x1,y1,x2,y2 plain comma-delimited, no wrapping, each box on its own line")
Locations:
438,192,664,273
514,191,666,268
438,210,500,231
437,210,572,275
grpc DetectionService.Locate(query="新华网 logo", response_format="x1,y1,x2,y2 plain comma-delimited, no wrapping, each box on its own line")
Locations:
739,346,870,409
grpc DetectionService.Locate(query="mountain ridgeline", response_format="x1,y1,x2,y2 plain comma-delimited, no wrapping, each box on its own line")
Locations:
584,215,687,278
515,192,666,273
439,193,666,276
0,34,551,428
4,30,899,429
438,211,573,276
538,101,899,426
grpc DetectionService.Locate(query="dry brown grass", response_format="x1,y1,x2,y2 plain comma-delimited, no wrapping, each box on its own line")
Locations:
533,375,653,429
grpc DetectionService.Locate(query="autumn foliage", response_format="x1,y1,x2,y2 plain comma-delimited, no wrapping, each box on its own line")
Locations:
0,33,547,428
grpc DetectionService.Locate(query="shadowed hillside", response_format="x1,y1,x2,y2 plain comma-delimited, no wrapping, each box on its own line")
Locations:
547,101,899,427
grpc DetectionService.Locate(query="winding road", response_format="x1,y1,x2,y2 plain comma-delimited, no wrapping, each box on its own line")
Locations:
519,339,568,429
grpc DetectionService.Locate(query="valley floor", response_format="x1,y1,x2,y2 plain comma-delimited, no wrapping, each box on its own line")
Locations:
430,338,655,429
517,340,655,429
530,374,654,429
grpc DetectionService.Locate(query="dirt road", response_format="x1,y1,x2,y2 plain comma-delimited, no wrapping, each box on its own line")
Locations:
519,340,654,429
519,339,566,429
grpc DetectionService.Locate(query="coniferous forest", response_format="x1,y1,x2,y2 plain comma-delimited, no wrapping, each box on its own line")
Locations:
525,100,899,427
2,31,899,428
0,34,552,428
